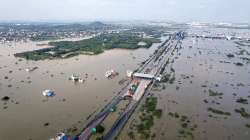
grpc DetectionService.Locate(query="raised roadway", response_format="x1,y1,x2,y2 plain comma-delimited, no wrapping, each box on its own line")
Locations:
66,31,185,140
103,32,184,140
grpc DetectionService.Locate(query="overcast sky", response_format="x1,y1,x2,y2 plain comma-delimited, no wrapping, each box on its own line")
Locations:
0,0,249,23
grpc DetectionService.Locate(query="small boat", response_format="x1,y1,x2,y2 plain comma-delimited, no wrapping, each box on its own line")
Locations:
42,89,55,97
25,67,38,72
79,78,84,83
105,70,112,78
105,69,117,78
69,74,85,83
70,74,80,81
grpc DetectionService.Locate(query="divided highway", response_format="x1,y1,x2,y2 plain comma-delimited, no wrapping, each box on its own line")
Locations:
103,32,184,140
65,32,185,140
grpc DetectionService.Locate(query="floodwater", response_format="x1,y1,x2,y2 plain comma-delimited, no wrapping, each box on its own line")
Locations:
0,39,162,140
120,34,250,140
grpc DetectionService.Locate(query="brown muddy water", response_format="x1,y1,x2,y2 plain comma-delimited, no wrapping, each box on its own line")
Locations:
119,36,250,140
0,39,162,140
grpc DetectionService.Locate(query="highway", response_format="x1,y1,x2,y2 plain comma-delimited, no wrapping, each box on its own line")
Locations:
102,32,184,140
64,32,185,140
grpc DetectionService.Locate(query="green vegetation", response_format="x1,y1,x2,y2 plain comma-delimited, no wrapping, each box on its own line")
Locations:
208,89,223,96
161,72,175,84
15,32,161,60
207,107,231,116
95,124,105,134
95,136,103,140
226,53,235,58
178,129,194,139
159,59,169,74
30,36,60,41
240,57,250,64
235,62,244,66
161,74,171,83
170,67,175,73
143,97,162,115
127,131,135,139
174,112,180,118
135,96,163,139
246,124,250,128
235,108,250,118
136,115,154,139
168,112,197,139
1,96,10,101
236,98,248,104
169,75,176,84
153,109,163,119
168,112,181,118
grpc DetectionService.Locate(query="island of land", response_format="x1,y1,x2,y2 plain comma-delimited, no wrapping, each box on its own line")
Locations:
14,32,161,60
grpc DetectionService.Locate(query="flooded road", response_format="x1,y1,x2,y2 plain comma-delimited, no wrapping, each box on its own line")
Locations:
119,35,250,140
0,40,161,140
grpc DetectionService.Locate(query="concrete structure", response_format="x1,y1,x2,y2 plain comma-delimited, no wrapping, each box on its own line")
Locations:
133,73,161,81
133,73,154,79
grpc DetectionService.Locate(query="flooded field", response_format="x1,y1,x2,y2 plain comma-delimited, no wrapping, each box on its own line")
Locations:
0,40,161,140
1,31,250,140
120,36,250,140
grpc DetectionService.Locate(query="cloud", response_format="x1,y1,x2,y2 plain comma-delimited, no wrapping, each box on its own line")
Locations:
0,0,249,22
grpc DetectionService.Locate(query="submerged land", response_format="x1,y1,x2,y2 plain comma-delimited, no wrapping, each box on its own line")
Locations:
0,21,250,140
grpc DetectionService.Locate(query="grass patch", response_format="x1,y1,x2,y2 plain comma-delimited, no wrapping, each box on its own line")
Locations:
161,74,171,83
135,96,163,139
178,129,194,139
207,107,231,116
169,75,176,84
236,98,248,104
235,62,244,66
235,108,250,118
153,109,163,118
226,53,235,58
246,124,250,128
95,124,105,134
208,89,223,96
168,112,196,139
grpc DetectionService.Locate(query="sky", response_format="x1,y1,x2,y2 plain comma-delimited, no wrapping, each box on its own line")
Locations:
0,0,249,23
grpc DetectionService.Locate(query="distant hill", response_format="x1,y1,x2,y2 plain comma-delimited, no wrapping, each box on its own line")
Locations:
88,21,107,29
89,21,105,26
